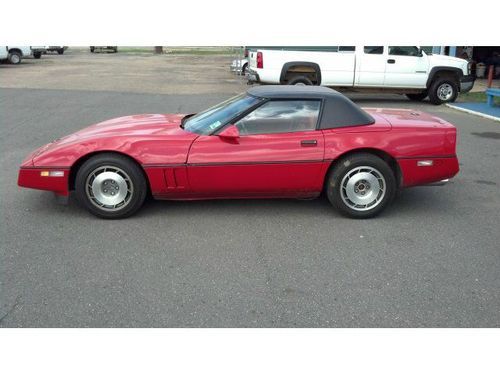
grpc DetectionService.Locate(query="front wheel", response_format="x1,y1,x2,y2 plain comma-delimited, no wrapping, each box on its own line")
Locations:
326,153,396,219
428,77,459,104
75,153,147,219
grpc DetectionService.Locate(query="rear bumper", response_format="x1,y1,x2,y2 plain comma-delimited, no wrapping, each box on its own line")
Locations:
460,75,475,93
398,156,459,188
18,167,70,196
247,69,260,83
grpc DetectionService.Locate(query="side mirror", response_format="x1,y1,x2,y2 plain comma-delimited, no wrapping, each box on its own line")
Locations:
218,124,240,141
417,47,424,57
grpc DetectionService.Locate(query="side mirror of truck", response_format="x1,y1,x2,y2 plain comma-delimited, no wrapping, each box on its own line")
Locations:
417,47,424,57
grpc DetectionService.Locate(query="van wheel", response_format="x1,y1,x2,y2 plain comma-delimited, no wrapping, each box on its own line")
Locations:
8,51,21,64
287,75,313,85
406,92,428,101
326,153,396,219
428,77,458,104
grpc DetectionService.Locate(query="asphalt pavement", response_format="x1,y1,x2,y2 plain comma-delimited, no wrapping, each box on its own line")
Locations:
1,88,499,327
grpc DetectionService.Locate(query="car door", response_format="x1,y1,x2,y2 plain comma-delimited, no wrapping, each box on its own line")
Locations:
187,99,325,196
355,46,387,86
384,46,429,88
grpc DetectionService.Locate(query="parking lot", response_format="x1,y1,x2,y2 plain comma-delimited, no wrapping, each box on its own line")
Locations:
1,50,499,327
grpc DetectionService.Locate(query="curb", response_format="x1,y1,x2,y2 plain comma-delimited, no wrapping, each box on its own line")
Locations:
445,104,500,122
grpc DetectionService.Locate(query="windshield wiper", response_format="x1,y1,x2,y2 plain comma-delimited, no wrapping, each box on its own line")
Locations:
180,114,195,129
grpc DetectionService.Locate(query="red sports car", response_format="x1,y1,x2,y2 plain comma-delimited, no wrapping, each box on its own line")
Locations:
18,86,459,219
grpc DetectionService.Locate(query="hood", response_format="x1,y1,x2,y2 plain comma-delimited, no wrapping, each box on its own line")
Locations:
429,54,468,70
65,113,186,140
29,113,196,167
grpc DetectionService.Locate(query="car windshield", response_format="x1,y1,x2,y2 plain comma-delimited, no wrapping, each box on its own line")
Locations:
183,94,262,135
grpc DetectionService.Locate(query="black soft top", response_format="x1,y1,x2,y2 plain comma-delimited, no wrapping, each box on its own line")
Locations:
247,86,375,129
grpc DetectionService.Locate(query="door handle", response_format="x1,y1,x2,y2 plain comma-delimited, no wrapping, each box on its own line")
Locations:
387,59,396,64
301,140,317,147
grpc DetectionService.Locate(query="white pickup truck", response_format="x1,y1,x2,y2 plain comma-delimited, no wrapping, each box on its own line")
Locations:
0,46,41,64
247,46,475,104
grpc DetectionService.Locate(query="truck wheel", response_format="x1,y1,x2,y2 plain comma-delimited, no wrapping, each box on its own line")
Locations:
33,52,42,59
8,51,21,64
326,153,396,219
57,48,64,55
428,77,458,104
406,92,428,101
287,75,313,86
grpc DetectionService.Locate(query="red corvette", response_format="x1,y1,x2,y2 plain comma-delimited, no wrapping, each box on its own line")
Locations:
18,86,459,219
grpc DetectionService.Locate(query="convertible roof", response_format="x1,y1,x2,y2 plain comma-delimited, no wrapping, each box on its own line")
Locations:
247,85,341,99
247,85,375,129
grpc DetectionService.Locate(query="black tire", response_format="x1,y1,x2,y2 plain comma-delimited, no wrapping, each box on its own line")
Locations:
428,76,459,105
326,153,396,219
57,48,64,55
8,51,21,64
287,75,313,85
33,52,42,59
406,92,428,101
241,63,248,75
75,153,147,219
90,47,95,53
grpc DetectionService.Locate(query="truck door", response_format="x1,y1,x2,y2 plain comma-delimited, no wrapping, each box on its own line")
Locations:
355,46,387,86
384,46,429,88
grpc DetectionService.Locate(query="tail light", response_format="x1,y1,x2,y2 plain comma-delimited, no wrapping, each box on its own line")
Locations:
257,52,263,69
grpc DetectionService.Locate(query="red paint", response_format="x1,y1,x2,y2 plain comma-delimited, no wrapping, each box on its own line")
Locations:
18,108,459,200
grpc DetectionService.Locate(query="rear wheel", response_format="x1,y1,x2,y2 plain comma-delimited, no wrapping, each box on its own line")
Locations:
287,75,313,85
406,92,428,101
75,153,147,219
33,51,42,59
326,153,396,218
428,77,459,104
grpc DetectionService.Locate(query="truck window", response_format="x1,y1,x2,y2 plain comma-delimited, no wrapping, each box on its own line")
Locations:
364,46,383,54
388,46,420,56
339,46,355,52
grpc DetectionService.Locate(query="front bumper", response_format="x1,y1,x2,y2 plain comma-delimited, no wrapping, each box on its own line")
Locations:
460,75,475,93
18,167,70,196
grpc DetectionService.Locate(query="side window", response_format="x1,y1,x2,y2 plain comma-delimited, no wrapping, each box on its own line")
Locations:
389,46,420,56
235,100,321,135
364,46,383,54
339,46,355,52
